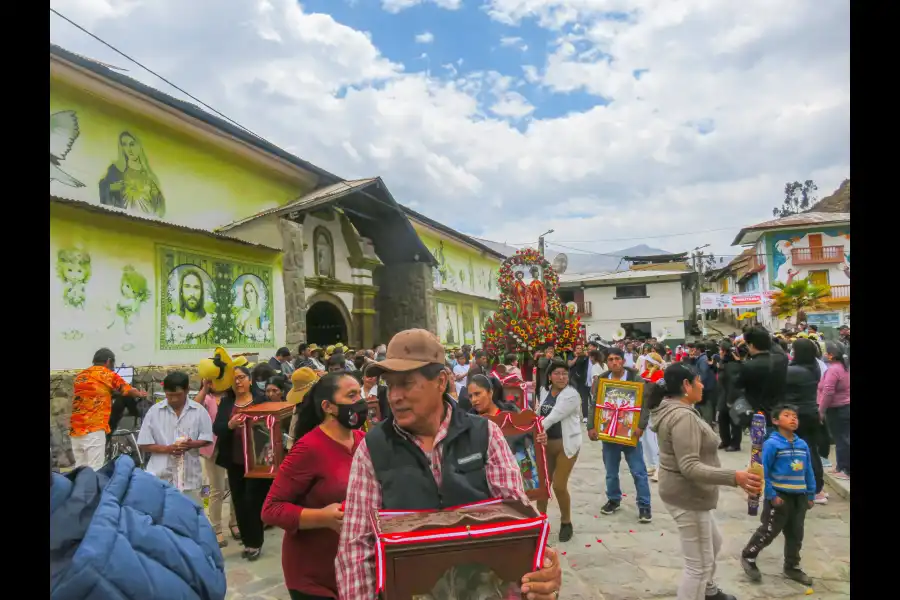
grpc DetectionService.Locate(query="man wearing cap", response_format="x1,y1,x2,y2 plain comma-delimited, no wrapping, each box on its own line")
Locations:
285,367,318,449
587,347,653,524
336,329,562,600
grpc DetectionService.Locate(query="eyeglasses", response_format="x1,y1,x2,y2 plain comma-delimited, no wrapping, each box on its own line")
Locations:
234,375,249,383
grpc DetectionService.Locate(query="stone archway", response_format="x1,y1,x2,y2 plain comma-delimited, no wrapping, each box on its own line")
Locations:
305,292,353,346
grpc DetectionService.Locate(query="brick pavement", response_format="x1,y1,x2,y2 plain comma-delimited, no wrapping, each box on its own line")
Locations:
223,430,850,600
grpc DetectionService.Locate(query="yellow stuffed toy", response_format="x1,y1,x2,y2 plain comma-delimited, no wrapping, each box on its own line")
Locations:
198,347,249,393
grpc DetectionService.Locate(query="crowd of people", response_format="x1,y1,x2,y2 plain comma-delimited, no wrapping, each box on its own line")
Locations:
50,321,849,600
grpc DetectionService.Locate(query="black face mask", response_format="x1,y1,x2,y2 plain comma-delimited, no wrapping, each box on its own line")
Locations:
330,399,368,430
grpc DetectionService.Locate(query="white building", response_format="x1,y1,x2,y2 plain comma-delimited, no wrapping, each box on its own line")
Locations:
559,270,694,347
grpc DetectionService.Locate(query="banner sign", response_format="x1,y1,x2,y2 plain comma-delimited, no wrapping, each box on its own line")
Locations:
700,292,773,310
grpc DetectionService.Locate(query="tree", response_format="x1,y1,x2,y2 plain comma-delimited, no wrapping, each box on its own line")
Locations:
769,279,831,325
773,180,818,217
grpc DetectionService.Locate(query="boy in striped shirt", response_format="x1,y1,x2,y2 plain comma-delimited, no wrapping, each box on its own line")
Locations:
741,404,816,586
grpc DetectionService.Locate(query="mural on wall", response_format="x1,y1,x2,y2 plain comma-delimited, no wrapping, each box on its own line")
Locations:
107,266,151,338
50,111,86,188
50,87,304,231
420,234,500,300
100,131,167,218
769,228,850,286
461,304,475,345
437,301,460,346
55,247,92,340
159,246,273,349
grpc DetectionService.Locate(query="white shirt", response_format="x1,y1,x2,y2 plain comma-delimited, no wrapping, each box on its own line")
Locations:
590,361,607,384
635,354,647,373
816,358,828,381
452,364,470,393
137,400,213,492
624,353,635,368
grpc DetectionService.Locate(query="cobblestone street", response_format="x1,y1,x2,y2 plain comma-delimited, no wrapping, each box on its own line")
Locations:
224,430,850,600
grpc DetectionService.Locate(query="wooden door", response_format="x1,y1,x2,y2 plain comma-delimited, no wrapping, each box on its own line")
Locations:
808,234,823,248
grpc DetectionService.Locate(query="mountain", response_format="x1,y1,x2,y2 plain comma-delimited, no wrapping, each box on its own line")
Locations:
472,238,673,274
806,178,850,213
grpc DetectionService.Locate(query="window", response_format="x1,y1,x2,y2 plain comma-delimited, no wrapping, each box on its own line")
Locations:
622,322,652,339
615,284,648,298
808,270,829,286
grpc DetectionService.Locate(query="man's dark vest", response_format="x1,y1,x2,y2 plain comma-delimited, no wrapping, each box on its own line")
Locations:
366,401,492,510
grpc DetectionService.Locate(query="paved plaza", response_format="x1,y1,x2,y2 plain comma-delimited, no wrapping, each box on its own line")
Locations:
223,432,850,600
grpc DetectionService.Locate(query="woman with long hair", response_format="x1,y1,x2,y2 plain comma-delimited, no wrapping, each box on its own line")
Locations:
99,131,166,217
819,341,850,479
640,352,664,482
535,360,583,542
785,339,827,503
649,363,762,600
212,365,268,560
262,372,368,600
467,374,519,417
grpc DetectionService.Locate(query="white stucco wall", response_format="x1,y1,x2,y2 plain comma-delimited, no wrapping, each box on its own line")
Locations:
579,279,688,340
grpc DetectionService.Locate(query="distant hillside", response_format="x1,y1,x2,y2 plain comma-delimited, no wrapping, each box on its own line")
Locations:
807,179,850,213
472,238,672,274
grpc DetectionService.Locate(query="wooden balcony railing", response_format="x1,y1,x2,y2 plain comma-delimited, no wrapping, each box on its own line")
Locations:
792,246,844,265
825,284,850,301
576,301,592,317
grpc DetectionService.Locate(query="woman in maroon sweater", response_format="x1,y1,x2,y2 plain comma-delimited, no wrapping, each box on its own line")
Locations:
261,371,368,600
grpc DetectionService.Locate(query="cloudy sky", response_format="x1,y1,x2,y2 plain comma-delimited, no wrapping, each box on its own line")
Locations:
49,0,849,264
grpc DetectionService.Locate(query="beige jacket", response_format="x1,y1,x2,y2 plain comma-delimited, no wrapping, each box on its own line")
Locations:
650,398,737,511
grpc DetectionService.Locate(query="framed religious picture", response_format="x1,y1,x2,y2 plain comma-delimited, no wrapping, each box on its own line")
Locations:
488,411,550,502
239,401,294,478
372,499,549,600
593,379,645,447
362,395,384,433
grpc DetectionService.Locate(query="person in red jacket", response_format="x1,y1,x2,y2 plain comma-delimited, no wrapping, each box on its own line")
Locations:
261,371,368,600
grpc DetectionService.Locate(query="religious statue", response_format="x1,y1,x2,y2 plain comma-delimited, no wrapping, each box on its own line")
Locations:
512,271,529,317
526,266,548,318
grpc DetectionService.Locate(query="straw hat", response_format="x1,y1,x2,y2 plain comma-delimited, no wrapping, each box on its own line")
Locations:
286,367,318,405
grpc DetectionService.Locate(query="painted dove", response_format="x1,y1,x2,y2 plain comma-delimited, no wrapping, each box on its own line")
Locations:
50,110,85,188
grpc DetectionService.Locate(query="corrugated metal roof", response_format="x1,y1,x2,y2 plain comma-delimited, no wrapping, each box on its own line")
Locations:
50,196,283,251
560,270,687,284
217,178,379,232
732,212,850,245
469,237,521,258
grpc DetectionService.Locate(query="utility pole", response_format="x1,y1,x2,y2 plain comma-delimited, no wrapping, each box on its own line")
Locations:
691,244,710,336
538,229,554,257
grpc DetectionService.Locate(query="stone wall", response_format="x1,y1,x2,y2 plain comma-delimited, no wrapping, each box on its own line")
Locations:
50,364,205,469
374,262,436,342
279,218,307,348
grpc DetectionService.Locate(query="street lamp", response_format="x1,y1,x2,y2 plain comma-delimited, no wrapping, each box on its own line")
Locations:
538,229,555,257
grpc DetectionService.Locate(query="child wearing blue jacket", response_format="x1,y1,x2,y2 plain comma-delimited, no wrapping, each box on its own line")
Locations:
741,404,816,586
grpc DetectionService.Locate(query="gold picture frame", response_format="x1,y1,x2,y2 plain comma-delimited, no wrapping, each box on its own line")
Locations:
593,379,645,447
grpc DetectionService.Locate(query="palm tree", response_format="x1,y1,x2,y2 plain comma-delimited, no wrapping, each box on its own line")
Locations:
769,279,831,324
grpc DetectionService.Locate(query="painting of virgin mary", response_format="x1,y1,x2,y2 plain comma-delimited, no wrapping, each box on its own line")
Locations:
99,131,167,218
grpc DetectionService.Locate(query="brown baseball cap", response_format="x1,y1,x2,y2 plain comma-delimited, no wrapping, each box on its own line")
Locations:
365,329,446,377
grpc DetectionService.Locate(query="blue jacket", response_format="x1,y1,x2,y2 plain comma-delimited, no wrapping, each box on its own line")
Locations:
762,431,816,501
50,456,226,600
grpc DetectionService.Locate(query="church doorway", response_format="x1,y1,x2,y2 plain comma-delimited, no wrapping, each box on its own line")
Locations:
306,300,349,346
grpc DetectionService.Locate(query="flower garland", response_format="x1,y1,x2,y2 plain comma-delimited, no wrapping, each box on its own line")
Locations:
481,248,584,356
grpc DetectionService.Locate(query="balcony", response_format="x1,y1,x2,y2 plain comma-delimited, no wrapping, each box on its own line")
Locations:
570,301,592,317
824,284,850,302
791,245,844,265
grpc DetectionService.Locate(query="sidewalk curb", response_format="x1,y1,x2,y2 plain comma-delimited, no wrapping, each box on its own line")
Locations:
824,471,850,501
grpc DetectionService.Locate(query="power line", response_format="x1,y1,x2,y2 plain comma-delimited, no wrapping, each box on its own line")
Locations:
546,241,765,260
50,7,267,143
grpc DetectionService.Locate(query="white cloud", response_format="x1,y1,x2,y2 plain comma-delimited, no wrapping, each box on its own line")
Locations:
381,0,461,14
49,0,849,261
490,91,535,119
499,35,528,51
415,31,434,44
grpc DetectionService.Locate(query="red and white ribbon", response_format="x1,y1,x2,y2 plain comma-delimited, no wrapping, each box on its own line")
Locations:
493,413,552,501
242,413,277,474
371,499,550,594
597,401,640,438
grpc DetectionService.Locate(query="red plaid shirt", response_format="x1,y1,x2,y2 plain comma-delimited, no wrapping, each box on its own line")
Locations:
336,403,527,600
